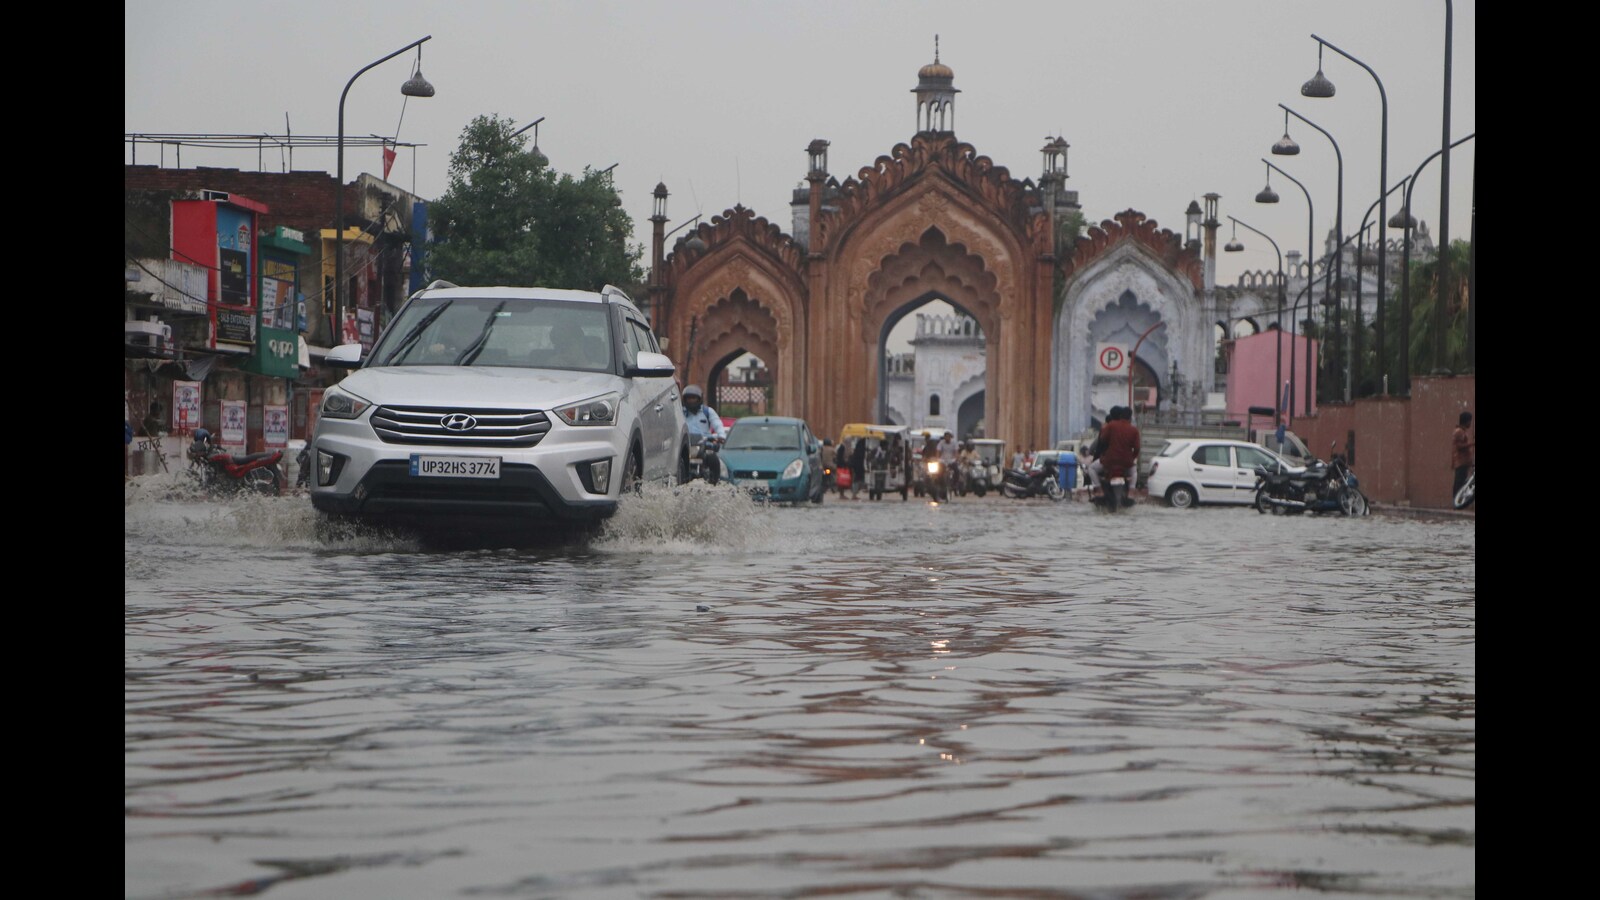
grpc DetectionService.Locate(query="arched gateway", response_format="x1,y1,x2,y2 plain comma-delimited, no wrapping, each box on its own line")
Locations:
651,49,1209,452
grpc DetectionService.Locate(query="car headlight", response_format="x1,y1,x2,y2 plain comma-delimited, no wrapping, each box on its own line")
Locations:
554,392,620,426
782,458,805,480
321,387,372,420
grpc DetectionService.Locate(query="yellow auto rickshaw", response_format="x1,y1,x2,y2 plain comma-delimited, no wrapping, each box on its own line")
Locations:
838,423,911,501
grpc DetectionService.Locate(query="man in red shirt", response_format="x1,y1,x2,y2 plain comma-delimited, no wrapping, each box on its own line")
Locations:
1088,405,1141,505
1452,411,1474,498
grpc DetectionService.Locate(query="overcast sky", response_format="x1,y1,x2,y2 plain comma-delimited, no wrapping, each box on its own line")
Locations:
126,0,1474,291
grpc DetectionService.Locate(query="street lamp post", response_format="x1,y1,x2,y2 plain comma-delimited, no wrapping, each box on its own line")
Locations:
1225,216,1286,426
335,36,434,347
1389,133,1475,394
1257,159,1314,416
1306,33,1389,397
1279,104,1343,401
1351,177,1409,394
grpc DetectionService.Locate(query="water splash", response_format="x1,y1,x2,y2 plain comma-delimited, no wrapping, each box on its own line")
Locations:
594,481,780,553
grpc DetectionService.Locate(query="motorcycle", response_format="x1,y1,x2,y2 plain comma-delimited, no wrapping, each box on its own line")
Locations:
187,428,283,495
683,435,724,484
1087,463,1134,512
924,457,951,502
1001,457,1064,501
1453,468,1475,509
1253,443,1368,516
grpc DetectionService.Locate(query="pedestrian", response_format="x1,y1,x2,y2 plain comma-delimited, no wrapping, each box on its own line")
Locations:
835,439,851,497
850,435,868,499
1451,411,1474,498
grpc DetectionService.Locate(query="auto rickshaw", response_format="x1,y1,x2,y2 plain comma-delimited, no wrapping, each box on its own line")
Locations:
838,423,911,501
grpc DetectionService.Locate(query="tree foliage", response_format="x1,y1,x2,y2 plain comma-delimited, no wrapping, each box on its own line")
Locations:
1361,239,1472,392
428,114,644,290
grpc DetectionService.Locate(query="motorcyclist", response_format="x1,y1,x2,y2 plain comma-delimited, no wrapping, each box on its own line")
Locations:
1092,405,1141,506
682,384,727,485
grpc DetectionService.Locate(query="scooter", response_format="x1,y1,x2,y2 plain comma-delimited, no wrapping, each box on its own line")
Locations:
1453,468,1475,509
1001,457,1064,500
188,428,283,495
1253,443,1368,516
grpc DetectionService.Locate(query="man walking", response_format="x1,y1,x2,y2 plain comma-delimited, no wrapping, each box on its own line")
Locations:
1452,411,1474,499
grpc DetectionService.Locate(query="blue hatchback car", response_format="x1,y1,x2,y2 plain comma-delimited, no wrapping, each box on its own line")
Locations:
718,416,827,504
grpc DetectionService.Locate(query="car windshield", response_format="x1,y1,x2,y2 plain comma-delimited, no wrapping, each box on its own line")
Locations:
725,423,802,452
367,297,613,371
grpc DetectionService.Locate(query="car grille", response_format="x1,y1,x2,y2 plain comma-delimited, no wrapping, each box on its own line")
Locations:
734,469,781,480
371,405,552,447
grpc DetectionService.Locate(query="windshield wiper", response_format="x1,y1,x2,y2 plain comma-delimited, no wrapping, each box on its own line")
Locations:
381,301,452,365
454,301,507,365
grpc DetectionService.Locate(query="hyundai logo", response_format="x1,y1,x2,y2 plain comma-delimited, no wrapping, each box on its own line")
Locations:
441,414,478,432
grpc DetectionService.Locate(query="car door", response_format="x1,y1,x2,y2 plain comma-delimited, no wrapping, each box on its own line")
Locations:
1233,446,1281,504
622,314,675,480
1188,444,1236,503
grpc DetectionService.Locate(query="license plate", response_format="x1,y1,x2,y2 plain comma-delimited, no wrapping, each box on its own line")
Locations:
409,454,500,478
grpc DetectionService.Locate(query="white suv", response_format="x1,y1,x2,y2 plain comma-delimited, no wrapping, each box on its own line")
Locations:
309,282,685,531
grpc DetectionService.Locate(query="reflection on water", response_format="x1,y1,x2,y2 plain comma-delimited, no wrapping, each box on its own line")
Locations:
126,484,1474,898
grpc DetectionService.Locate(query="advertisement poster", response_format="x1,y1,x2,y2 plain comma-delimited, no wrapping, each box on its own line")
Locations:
263,405,289,447
217,306,255,346
220,400,247,446
173,381,202,433
357,308,376,351
342,311,360,345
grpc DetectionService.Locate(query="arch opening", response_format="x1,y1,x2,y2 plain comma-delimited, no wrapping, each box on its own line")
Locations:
878,293,986,434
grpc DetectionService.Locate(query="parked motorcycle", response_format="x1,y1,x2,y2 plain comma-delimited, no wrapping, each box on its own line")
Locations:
1001,457,1064,501
1253,443,1368,516
187,428,283,495
683,435,724,484
1453,468,1475,509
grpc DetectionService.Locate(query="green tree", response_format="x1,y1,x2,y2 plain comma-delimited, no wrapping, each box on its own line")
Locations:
1365,238,1471,391
428,114,644,290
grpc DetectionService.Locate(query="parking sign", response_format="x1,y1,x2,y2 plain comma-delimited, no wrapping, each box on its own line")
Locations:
1096,343,1130,375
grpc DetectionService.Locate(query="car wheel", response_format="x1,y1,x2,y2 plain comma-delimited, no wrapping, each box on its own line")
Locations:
622,448,643,496
675,445,690,486
1166,484,1198,509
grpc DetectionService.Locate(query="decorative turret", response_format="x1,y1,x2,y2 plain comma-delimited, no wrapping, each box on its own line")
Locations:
912,36,959,134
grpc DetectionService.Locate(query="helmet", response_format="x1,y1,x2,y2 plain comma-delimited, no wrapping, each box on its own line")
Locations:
192,428,211,442
683,384,704,399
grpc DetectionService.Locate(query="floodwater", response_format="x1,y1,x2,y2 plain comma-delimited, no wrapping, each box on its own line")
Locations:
125,477,1474,899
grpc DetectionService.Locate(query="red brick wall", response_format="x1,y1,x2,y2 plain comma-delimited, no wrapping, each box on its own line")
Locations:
125,166,356,236
1287,375,1475,508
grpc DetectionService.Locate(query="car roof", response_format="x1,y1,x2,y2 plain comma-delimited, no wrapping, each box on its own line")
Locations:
732,416,805,426
414,286,608,303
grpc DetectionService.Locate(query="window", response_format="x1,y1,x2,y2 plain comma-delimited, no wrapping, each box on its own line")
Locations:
620,318,644,367
1192,445,1232,467
1236,446,1282,471
929,394,941,416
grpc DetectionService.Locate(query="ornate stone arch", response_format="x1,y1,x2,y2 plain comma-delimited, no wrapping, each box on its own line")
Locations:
671,246,805,415
1052,214,1205,438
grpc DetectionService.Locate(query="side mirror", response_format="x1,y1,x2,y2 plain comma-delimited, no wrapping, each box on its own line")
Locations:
326,343,363,368
627,350,676,378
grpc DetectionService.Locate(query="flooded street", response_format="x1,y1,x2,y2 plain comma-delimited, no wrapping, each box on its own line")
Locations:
125,480,1474,899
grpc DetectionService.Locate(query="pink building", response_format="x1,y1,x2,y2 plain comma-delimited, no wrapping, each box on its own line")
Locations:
1223,329,1318,422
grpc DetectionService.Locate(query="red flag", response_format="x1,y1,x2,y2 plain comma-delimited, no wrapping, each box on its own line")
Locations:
382,144,397,180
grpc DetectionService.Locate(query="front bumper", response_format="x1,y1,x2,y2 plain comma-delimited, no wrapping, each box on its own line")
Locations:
310,413,624,526
726,473,808,501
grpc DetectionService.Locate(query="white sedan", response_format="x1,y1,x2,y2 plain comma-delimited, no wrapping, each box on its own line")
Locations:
1145,439,1301,509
